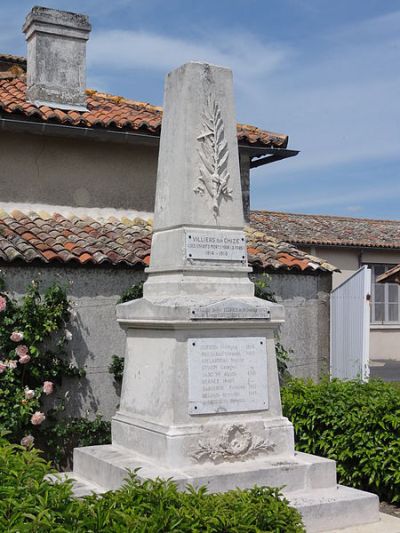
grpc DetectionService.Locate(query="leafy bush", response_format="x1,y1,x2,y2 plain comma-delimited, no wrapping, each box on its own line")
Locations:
253,274,293,380
0,435,305,532
108,354,124,382
275,341,293,384
282,378,400,503
0,278,83,445
118,281,144,303
253,273,276,302
42,416,111,470
0,433,80,531
0,277,111,469
78,476,304,532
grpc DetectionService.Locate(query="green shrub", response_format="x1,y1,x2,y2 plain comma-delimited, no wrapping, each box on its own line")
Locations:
0,435,304,532
282,378,400,503
253,274,293,381
118,281,144,303
77,475,304,532
253,273,276,302
0,433,80,531
0,278,83,445
42,416,111,470
108,354,125,382
0,277,112,470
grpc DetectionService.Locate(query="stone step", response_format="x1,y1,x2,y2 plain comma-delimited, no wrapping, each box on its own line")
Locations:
73,444,337,494
68,446,382,532
286,485,379,532
329,513,400,533
46,472,104,498
63,470,382,532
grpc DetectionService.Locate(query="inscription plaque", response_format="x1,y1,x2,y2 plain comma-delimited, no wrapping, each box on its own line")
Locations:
190,299,270,320
185,229,247,261
188,337,268,415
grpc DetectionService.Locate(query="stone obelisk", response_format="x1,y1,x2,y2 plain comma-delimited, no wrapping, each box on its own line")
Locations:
72,62,380,532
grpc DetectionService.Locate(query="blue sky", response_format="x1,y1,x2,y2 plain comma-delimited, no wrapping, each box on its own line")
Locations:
1,1,399,219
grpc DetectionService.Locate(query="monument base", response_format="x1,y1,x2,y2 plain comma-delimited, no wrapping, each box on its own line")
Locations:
70,444,379,532
68,295,380,531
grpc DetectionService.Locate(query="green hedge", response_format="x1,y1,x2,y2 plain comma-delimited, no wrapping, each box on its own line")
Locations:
282,378,400,503
0,435,304,532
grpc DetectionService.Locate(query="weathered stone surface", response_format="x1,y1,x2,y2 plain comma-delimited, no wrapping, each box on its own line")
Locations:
23,6,91,110
70,60,380,532
190,297,271,320
144,62,254,298
153,62,243,230
187,337,268,415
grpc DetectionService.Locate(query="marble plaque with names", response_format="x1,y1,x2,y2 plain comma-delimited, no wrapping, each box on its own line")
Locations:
188,337,268,415
190,299,270,320
185,229,247,261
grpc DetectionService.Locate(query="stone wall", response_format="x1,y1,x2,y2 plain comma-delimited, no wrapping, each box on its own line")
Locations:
266,271,332,380
0,263,145,419
0,263,331,419
0,130,252,219
0,131,158,214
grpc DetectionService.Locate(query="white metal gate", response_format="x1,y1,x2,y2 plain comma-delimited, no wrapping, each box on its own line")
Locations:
330,266,371,380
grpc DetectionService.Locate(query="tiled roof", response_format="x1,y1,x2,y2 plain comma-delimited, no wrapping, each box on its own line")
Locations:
0,56,288,148
0,53,26,67
245,227,336,272
0,210,336,273
250,211,400,249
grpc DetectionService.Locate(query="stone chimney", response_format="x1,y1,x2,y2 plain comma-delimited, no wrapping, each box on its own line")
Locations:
22,6,91,110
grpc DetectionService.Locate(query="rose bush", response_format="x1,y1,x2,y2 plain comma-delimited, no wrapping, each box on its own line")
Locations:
0,277,82,448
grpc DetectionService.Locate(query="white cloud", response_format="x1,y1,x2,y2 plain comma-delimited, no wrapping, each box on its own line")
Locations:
245,9,400,182
0,0,398,216
88,29,290,83
88,9,400,181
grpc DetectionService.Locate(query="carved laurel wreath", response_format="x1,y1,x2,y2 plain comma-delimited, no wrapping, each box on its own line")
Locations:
192,424,275,463
194,94,233,217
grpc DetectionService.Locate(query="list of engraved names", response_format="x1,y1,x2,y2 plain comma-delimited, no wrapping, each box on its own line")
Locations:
188,337,268,415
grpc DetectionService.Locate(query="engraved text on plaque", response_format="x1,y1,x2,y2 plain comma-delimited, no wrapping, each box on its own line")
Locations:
185,230,247,261
188,337,268,415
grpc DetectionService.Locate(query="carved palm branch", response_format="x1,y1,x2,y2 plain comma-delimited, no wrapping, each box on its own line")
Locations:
194,94,233,217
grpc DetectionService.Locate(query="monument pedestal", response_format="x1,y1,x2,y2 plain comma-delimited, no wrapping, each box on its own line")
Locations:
72,296,379,532
70,61,382,532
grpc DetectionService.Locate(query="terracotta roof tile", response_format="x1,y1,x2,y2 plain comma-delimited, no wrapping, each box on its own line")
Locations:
250,211,400,249
0,72,287,149
0,210,337,272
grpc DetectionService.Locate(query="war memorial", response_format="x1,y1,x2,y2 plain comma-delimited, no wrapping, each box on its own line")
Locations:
70,61,380,532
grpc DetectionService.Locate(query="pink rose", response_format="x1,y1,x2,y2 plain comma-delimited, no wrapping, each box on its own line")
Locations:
0,361,6,373
31,411,45,426
24,388,35,400
16,345,28,358
0,296,6,312
42,381,54,395
6,360,17,369
18,354,31,365
10,331,24,342
21,435,35,447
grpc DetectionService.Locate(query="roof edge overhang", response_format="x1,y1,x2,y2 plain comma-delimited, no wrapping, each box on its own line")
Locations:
0,115,160,146
247,147,299,166
0,114,298,158
286,241,400,251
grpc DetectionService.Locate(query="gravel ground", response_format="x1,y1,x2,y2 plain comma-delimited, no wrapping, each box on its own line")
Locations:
380,501,400,518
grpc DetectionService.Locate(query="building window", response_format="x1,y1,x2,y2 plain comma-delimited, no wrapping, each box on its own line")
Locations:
370,264,400,324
